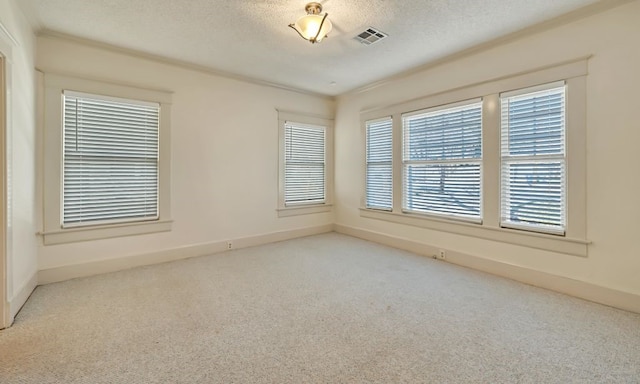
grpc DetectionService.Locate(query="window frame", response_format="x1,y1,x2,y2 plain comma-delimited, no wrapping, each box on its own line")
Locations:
61,90,161,228
277,110,333,217
499,81,567,235
360,58,588,256
284,121,326,207
365,116,393,211
42,74,173,245
401,99,483,223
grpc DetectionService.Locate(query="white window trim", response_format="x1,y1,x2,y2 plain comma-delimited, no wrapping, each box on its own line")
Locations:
42,73,173,245
360,57,589,257
277,110,333,217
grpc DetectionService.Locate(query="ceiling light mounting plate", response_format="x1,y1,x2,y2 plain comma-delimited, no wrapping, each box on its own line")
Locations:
305,2,323,15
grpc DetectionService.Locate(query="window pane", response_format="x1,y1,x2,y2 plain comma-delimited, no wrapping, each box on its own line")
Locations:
404,104,482,161
503,88,564,156
366,118,392,210
404,163,481,218
366,164,392,209
501,161,564,228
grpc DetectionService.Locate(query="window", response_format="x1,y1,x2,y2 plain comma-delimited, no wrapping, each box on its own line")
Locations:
500,82,566,234
42,74,172,245
360,58,588,256
63,91,159,227
365,117,393,210
402,100,482,221
277,110,333,217
284,122,326,206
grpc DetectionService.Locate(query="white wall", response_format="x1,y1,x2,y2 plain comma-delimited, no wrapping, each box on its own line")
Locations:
0,0,38,320
36,36,334,272
28,0,640,307
335,1,640,296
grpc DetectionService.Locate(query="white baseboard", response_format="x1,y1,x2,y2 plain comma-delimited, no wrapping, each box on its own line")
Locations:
335,223,640,314
39,224,334,285
9,271,38,323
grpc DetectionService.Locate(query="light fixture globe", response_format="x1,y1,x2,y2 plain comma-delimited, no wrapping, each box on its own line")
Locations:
289,2,333,44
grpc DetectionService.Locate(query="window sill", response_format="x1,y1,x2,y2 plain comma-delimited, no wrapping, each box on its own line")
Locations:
401,209,482,225
41,219,173,245
359,208,589,257
278,204,333,217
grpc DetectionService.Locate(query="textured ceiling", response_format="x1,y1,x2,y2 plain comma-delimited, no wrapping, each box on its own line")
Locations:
21,0,605,96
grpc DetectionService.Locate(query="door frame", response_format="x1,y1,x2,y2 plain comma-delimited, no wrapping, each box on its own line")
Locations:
0,53,8,329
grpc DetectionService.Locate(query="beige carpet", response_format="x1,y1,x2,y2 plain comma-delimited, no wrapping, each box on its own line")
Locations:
1,233,639,383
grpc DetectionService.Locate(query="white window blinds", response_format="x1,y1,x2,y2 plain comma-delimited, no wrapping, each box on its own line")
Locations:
366,117,393,210
63,91,160,226
500,82,566,234
402,100,482,220
284,122,326,206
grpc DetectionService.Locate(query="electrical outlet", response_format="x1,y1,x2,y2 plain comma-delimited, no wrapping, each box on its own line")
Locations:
227,241,233,250
438,249,446,259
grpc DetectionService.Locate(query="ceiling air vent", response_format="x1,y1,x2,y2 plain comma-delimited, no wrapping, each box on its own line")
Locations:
354,27,388,45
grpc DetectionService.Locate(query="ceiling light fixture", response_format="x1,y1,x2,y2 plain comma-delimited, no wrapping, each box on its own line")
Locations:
289,2,333,44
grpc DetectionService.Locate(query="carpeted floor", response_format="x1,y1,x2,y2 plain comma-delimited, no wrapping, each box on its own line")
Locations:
1,233,639,383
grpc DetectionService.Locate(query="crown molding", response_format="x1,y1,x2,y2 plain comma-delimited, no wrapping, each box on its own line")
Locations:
341,0,634,97
37,31,335,102
0,20,19,47
358,55,591,116
30,0,633,101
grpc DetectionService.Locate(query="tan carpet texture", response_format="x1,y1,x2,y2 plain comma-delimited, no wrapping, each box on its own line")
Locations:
1,233,639,383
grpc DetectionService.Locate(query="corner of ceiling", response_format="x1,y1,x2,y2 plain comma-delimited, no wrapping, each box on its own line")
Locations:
35,30,337,102
12,0,43,34
338,0,633,98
